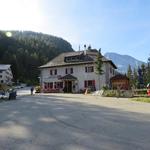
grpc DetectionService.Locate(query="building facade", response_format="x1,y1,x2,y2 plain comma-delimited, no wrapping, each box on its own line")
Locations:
39,49,117,93
110,74,130,90
0,64,13,85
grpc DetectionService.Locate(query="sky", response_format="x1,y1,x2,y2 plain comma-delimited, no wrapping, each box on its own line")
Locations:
0,0,150,62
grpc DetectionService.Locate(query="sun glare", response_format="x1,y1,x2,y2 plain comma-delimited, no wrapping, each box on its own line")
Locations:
6,32,12,37
0,0,44,31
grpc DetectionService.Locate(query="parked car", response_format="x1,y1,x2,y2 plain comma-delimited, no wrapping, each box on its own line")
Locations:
0,90,9,99
0,89,17,100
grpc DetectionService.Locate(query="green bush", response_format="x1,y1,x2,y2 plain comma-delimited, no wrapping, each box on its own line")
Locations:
35,86,41,93
102,86,109,91
103,90,117,97
103,90,133,98
131,97,150,103
133,89,147,96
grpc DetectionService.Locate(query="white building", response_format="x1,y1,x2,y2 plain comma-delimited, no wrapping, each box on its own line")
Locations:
39,49,117,93
0,64,13,85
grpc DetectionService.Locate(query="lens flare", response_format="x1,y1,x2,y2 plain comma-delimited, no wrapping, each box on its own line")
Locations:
6,32,12,37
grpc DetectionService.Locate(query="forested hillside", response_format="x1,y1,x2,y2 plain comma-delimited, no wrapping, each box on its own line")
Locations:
0,31,73,84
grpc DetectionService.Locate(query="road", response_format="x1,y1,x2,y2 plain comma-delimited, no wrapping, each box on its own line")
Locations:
0,94,150,150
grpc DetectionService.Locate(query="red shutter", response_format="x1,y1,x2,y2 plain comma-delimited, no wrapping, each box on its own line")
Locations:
93,80,95,86
48,83,50,88
50,82,53,89
54,82,57,89
44,83,47,89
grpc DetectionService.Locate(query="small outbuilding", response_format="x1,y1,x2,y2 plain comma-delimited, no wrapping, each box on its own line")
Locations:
110,74,130,90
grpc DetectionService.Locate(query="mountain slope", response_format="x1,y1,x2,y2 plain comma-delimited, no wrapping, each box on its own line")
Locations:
0,31,73,84
104,52,145,73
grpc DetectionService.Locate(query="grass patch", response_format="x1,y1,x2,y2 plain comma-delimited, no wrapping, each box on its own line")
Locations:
131,97,150,103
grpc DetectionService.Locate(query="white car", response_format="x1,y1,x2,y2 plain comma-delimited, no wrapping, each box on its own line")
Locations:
0,91,9,99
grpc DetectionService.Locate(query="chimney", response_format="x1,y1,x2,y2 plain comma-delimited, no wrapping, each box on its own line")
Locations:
88,45,91,50
79,45,80,51
84,44,87,55
84,44,86,50
99,48,101,54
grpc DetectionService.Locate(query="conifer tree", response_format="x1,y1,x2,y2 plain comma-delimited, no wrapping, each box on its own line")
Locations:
127,65,133,87
95,48,103,90
147,56,150,84
132,68,138,88
141,63,147,87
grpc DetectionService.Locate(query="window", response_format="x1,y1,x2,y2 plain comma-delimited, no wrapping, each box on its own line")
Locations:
50,82,53,89
85,67,87,72
45,82,53,89
65,68,68,74
0,75,2,78
65,68,73,74
70,68,73,74
88,80,93,86
88,66,94,72
50,69,57,75
84,80,95,88
48,83,50,88
50,70,53,75
110,68,112,74
54,82,63,89
64,56,80,62
59,82,63,88
54,69,57,75
54,82,57,88
84,81,87,88
1,80,3,83
44,83,48,89
113,69,115,75
85,66,94,73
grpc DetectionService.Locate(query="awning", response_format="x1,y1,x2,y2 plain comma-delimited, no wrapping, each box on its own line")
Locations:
60,74,77,81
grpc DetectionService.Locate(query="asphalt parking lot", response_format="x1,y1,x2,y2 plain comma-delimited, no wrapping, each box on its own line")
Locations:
0,94,150,150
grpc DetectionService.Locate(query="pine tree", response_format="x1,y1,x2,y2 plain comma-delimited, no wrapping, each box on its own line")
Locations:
137,67,144,89
132,68,138,88
95,48,103,90
141,63,147,87
147,57,150,84
127,65,133,87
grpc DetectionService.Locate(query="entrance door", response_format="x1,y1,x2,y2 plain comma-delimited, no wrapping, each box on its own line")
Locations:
64,81,72,93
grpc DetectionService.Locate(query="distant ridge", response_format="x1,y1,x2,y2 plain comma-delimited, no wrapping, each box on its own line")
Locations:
104,52,145,73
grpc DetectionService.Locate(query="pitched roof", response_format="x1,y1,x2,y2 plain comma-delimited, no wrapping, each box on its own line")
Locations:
39,49,117,69
110,74,129,81
60,74,77,80
0,64,11,71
